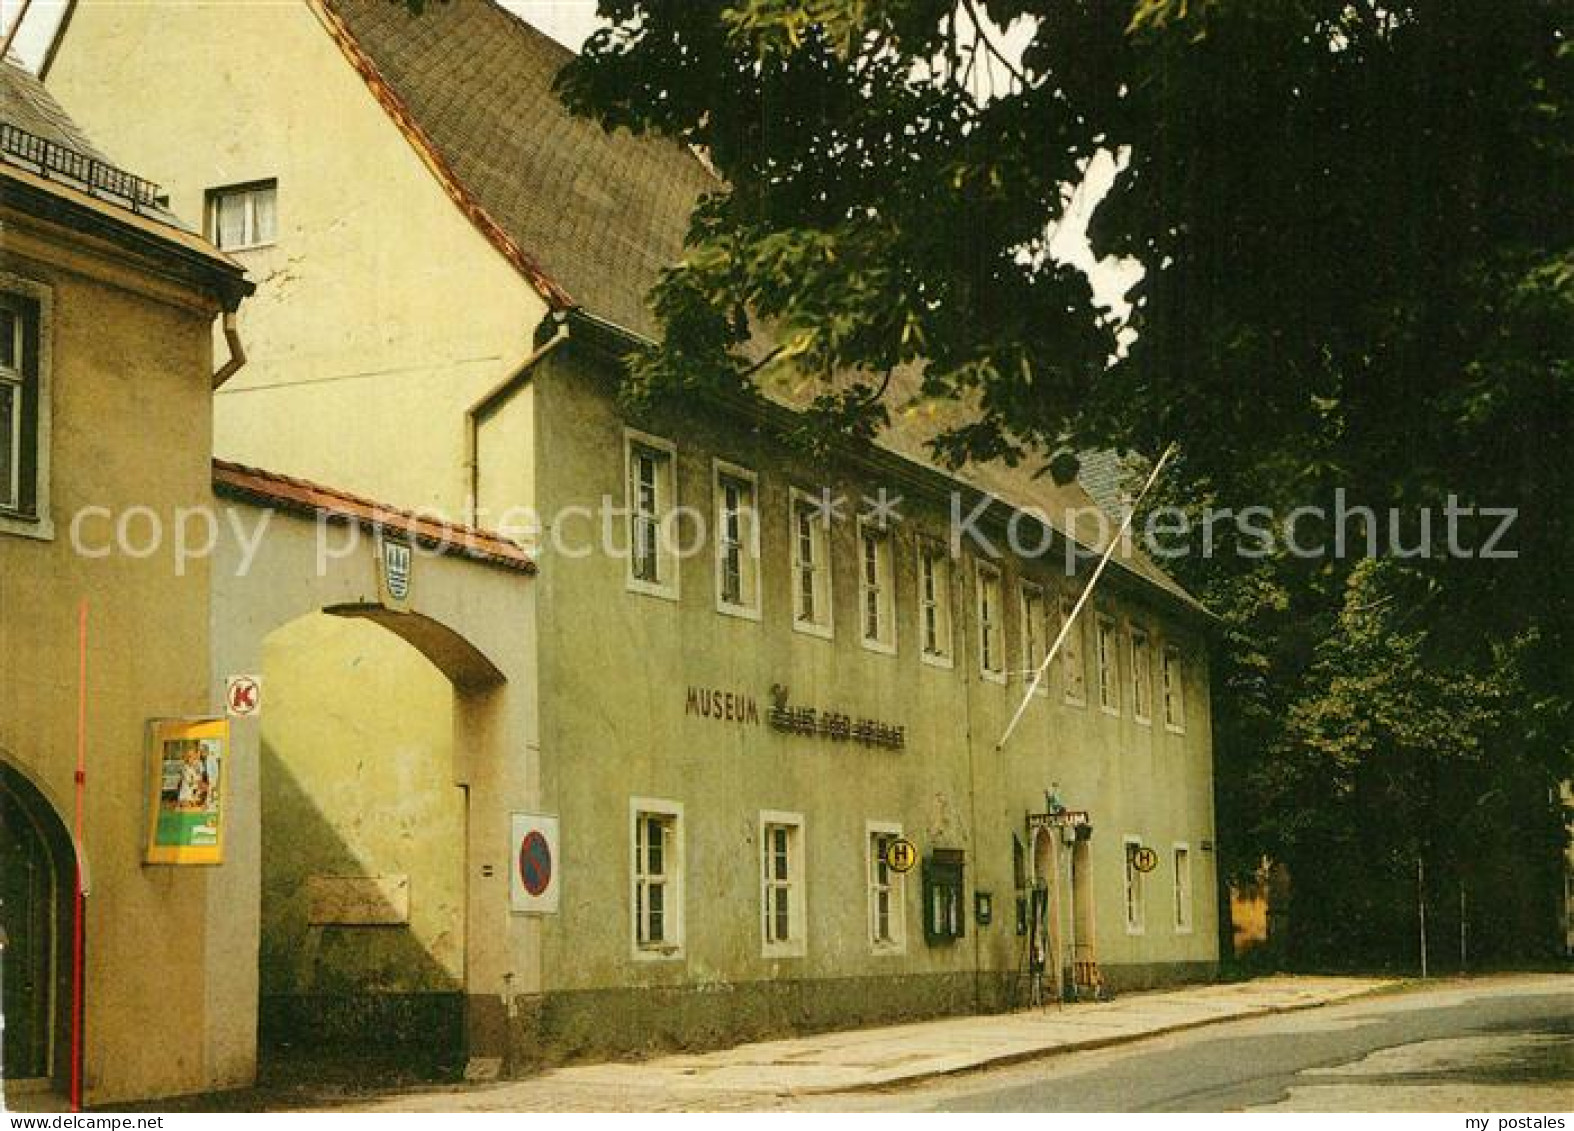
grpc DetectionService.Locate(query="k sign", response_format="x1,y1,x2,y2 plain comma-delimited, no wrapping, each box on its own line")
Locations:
510,813,560,914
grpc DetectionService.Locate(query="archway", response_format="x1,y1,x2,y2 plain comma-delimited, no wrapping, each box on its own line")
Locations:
0,762,76,1092
255,608,484,1082
208,467,541,1086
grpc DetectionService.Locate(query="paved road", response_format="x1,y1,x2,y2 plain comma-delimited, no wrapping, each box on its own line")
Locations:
897,977,1570,1112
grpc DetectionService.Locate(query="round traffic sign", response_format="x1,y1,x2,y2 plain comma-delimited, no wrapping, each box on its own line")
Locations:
518,830,553,897
884,837,918,874
226,675,261,717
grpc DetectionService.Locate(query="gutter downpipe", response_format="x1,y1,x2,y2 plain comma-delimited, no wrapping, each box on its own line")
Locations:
463,312,572,526
211,311,247,389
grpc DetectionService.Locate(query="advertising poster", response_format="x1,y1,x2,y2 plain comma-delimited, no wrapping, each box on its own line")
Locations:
144,717,228,865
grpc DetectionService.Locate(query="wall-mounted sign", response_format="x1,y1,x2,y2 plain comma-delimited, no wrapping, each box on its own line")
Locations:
378,533,413,611
884,837,918,874
768,685,905,749
225,674,261,718
1028,809,1090,830
144,718,228,865
685,686,761,725
1130,845,1159,873
509,812,560,914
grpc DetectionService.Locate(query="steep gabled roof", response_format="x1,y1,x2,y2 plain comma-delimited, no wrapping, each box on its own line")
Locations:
314,0,716,338
315,0,1200,613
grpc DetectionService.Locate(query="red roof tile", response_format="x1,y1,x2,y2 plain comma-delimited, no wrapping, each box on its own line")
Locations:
212,459,535,575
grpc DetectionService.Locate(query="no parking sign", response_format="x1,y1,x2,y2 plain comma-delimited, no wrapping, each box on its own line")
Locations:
509,813,560,914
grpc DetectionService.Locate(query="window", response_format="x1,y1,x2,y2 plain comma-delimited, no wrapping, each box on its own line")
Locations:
207,180,277,250
1173,844,1193,933
625,431,678,598
867,823,906,952
1060,596,1087,705
0,282,48,538
1123,836,1146,935
790,489,833,638
916,540,953,666
632,800,683,957
923,849,966,943
714,462,760,618
0,295,37,519
1162,646,1186,732
858,519,896,653
760,812,805,956
1019,583,1047,695
1130,626,1153,724
976,562,1005,683
1096,615,1120,714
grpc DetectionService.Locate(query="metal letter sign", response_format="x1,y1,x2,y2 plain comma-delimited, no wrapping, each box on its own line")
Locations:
378,533,413,611
884,837,918,874
510,813,560,914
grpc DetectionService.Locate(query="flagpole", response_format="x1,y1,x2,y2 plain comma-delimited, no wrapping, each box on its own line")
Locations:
996,444,1176,750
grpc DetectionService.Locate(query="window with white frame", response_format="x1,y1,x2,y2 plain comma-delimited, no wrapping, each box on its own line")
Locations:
976,562,1005,682
1019,582,1047,694
868,824,906,951
626,432,677,597
1162,645,1186,731
761,813,805,955
790,489,833,637
1096,615,1120,713
207,180,277,250
1123,836,1146,934
1130,625,1153,724
858,520,896,653
714,462,760,617
1173,844,1193,933
917,539,953,665
0,290,43,525
1060,596,1087,705
632,801,683,956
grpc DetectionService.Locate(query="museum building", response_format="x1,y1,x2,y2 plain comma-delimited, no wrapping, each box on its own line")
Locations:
15,0,1223,1097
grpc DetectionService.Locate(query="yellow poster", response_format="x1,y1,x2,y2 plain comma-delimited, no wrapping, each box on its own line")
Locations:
144,718,227,865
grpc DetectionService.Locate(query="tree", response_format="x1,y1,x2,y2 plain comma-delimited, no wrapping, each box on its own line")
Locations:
558,1,1573,961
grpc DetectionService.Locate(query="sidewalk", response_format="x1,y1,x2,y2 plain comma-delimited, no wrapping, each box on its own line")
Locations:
362,975,1393,1112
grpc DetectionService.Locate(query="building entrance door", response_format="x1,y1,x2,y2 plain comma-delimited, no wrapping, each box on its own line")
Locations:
0,773,67,1083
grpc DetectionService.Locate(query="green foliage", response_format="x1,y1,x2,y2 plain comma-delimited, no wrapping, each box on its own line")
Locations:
555,0,1572,962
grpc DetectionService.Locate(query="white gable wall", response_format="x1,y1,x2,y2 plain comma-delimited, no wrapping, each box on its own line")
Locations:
45,0,552,519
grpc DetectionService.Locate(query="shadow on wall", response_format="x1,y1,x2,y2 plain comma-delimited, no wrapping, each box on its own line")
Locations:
257,614,465,1074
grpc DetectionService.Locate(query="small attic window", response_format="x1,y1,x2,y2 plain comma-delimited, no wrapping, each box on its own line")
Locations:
207,180,277,251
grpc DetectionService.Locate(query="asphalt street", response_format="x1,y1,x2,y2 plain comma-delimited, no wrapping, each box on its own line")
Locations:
906,977,1571,1112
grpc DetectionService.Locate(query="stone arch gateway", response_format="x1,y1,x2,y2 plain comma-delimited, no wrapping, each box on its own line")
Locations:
207,462,539,1081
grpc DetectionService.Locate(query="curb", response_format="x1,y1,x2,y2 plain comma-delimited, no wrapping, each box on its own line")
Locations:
795,984,1396,1097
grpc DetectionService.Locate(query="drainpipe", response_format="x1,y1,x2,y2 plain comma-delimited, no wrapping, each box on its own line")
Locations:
463,313,571,526
211,311,247,389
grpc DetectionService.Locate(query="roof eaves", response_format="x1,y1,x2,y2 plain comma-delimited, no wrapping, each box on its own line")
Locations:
560,309,1209,621
307,0,575,311
0,163,254,310
212,459,536,575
